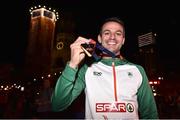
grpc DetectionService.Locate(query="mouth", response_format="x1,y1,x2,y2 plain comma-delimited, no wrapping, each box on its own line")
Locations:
107,40,116,45
108,42,116,45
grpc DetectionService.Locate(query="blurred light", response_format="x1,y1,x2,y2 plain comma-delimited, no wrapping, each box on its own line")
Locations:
149,80,160,85
154,81,158,84
21,87,24,91
149,81,153,84
48,74,51,77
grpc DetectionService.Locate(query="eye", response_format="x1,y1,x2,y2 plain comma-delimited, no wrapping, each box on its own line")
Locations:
103,31,110,36
116,32,123,36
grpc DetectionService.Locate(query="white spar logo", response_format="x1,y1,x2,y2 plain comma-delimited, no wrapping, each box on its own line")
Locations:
96,102,134,112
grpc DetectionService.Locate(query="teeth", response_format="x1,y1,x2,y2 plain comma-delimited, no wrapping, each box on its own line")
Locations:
108,42,116,45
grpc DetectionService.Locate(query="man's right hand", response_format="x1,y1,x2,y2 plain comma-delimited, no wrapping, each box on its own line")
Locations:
69,36,90,69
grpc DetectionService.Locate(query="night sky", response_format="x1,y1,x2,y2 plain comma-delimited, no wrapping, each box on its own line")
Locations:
1,0,179,73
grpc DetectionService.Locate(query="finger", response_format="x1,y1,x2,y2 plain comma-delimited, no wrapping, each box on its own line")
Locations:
74,36,90,45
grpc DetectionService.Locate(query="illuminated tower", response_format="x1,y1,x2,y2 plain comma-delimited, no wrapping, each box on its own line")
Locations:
137,32,164,96
137,32,157,78
25,5,59,78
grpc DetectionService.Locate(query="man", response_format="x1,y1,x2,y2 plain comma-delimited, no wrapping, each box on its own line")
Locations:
51,17,159,119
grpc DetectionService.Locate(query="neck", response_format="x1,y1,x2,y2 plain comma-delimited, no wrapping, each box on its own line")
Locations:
100,53,123,59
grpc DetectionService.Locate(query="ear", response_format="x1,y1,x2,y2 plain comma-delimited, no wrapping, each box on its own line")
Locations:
122,38,125,45
98,35,102,43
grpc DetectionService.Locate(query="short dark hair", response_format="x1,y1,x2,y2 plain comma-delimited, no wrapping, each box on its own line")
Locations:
99,17,125,36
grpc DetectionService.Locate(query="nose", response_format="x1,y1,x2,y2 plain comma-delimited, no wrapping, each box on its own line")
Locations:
110,33,115,39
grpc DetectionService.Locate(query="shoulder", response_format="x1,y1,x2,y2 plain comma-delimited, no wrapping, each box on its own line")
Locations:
126,61,146,73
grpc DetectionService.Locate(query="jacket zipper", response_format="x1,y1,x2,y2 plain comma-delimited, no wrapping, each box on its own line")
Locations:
112,60,118,102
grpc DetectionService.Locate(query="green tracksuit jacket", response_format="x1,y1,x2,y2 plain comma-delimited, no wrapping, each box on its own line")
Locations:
51,58,158,119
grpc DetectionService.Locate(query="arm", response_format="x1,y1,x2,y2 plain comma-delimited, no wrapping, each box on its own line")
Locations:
137,66,159,119
51,63,87,111
51,36,91,111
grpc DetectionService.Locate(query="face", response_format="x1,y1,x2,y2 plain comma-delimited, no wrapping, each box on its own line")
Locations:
98,21,125,55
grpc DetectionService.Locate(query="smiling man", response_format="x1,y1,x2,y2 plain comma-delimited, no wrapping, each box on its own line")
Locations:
51,17,159,119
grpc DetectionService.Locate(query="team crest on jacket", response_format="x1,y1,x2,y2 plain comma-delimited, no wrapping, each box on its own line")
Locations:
128,72,133,78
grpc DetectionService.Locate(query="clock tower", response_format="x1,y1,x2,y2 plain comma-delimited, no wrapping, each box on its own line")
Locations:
25,5,59,78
